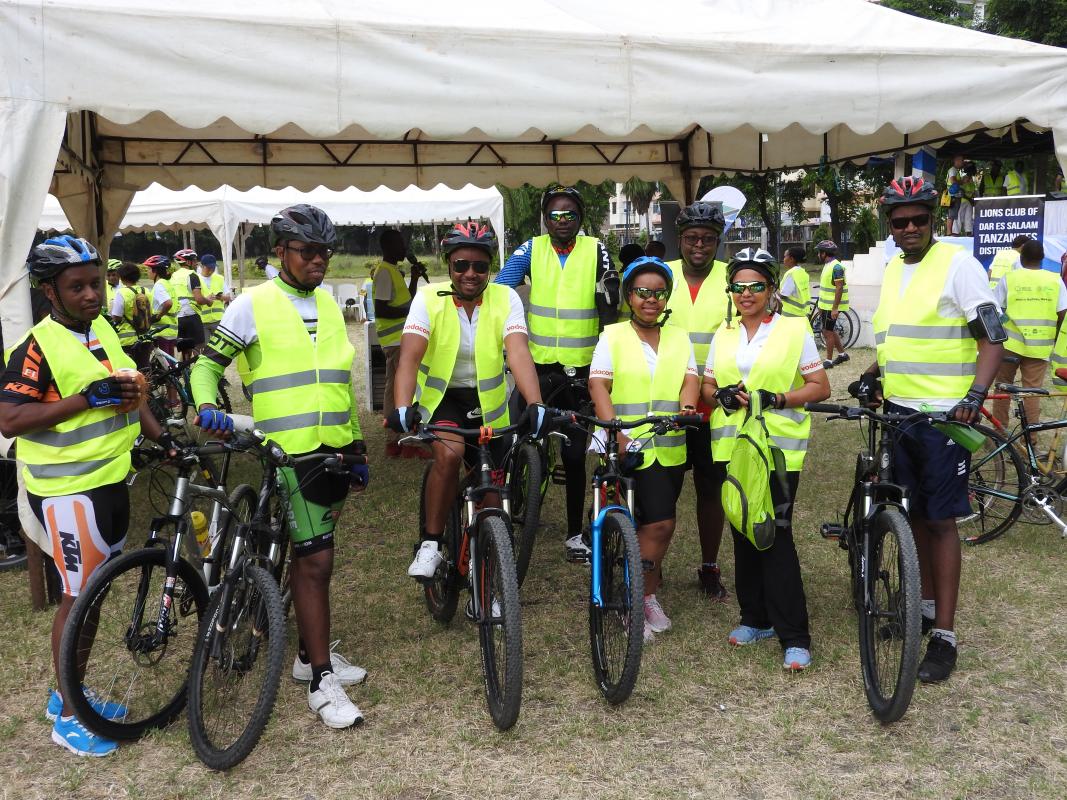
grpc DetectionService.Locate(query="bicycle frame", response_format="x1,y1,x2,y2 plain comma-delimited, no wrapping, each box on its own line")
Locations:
589,436,635,609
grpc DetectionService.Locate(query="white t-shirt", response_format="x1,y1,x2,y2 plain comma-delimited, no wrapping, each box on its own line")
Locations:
264,263,280,280
403,287,527,389
884,246,998,411
175,271,201,318
216,284,321,347
151,281,172,313
703,315,822,382
993,269,1067,313
109,287,126,318
589,333,698,381
779,272,798,298
373,262,404,303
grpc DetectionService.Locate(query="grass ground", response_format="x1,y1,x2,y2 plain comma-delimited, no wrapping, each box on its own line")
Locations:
1,339,1066,800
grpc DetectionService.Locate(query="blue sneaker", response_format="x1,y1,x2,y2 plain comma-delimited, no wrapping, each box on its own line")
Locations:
783,647,812,671
728,625,775,646
51,715,118,757
46,689,128,722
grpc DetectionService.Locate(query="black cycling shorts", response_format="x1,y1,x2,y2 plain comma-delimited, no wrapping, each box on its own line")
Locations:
819,309,840,331
885,400,972,520
177,314,205,347
633,462,686,525
431,387,510,466
684,419,716,475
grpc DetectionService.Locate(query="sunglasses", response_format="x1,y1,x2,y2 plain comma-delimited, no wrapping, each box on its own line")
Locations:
631,286,669,302
681,233,718,246
728,281,768,295
285,244,334,261
547,210,579,222
889,213,931,231
451,259,491,275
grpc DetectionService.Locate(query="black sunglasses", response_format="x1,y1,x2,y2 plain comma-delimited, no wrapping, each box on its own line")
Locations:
727,281,768,295
451,259,491,275
285,244,334,261
889,213,931,231
631,286,669,302
547,210,579,222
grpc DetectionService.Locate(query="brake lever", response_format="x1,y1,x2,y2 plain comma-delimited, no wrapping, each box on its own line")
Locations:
548,430,571,447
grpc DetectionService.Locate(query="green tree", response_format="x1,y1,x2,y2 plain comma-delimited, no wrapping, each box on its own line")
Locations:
983,0,1067,47
697,172,785,257
879,0,974,25
622,177,658,236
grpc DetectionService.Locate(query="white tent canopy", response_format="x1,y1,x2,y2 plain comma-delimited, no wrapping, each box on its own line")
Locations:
37,183,508,283
4,0,1067,342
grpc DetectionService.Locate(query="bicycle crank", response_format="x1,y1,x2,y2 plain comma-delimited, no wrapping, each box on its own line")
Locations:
1021,485,1067,534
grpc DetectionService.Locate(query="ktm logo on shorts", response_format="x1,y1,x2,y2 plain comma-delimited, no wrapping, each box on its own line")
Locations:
59,529,82,574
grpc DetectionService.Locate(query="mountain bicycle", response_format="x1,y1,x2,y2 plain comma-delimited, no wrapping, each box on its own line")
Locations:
806,401,941,723
567,409,702,704
807,297,861,350
135,328,232,427
405,420,527,731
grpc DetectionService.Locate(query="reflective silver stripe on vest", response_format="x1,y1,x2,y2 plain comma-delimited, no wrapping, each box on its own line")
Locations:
418,363,430,375
528,333,599,349
886,323,970,339
654,434,686,448
376,319,405,338
769,407,807,424
1007,330,1055,347
20,411,140,449
874,330,887,345
251,369,350,395
26,455,122,479
771,435,809,452
883,360,976,377
710,425,737,440
478,373,505,392
614,402,650,415
256,410,351,433
482,400,509,425
651,400,681,413
1011,318,1057,327
689,332,715,345
528,303,598,320
780,295,806,310
423,375,448,394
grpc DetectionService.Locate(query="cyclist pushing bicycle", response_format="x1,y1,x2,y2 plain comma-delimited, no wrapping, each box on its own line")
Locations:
859,176,1006,683
191,204,371,729
387,221,547,582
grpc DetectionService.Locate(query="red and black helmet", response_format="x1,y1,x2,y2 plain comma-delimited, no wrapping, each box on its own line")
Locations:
173,248,198,265
143,254,171,269
441,221,497,257
880,176,940,210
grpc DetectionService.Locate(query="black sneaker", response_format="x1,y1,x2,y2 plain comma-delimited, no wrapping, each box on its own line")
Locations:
822,359,834,370
917,633,958,683
921,615,934,636
832,353,850,366
697,564,729,602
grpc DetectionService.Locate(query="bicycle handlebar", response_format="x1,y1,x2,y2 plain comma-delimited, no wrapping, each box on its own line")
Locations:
568,410,704,433
804,402,956,425
400,419,526,447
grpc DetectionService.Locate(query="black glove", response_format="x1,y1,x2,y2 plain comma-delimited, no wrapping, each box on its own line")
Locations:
523,403,550,438
620,451,644,474
848,372,882,402
714,384,743,413
950,386,987,423
157,432,180,457
754,389,780,412
385,406,420,434
80,377,124,409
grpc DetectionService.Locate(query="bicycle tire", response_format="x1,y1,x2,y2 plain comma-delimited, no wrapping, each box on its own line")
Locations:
216,381,233,414
58,547,208,740
0,528,27,572
419,462,460,624
588,509,643,705
507,441,543,587
210,484,258,588
187,563,286,771
475,515,523,730
958,423,1025,545
857,508,921,723
844,308,862,348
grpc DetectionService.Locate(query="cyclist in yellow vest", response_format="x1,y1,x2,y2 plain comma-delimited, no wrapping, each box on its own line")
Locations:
197,254,230,341
0,236,176,757
171,248,210,361
145,255,180,407
863,177,1004,683
589,257,699,643
108,261,151,367
373,228,427,458
778,246,811,318
814,239,849,369
992,239,1066,428
190,205,370,729
979,159,1003,198
495,184,620,558
702,248,829,671
105,259,120,312
663,201,731,600
987,234,1029,290
389,222,543,581
1003,159,1028,196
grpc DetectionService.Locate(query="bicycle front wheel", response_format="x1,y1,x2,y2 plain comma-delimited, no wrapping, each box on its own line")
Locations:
507,441,543,587
857,509,921,723
419,462,460,624
187,563,286,771
958,423,1024,545
474,515,523,731
58,547,208,740
588,509,643,705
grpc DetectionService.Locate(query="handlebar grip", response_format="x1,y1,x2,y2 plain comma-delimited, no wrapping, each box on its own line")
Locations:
675,414,704,427
805,403,848,414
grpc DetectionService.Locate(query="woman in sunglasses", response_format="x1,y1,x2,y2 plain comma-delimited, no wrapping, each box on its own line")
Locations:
390,221,544,583
588,256,700,643
701,248,829,671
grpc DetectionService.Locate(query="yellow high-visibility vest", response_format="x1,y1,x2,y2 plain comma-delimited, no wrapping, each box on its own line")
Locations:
872,242,977,402
114,285,146,346
988,248,1019,290
664,258,729,377
1004,170,1023,196
708,316,811,470
154,278,178,339
817,259,849,312
373,262,411,348
602,321,690,469
779,266,811,318
198,272,225,325
527,235,599,367
1003,268,1061,360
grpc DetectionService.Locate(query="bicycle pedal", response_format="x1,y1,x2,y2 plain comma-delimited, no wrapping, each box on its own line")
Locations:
550,466,568,485
821,523,845,540
566,550,590,564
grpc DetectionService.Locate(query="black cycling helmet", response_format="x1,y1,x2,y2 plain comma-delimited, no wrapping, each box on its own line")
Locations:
814,239,838,254
441,220,497,257
880,176,940,211
622,256,674,299
270,204,337,246
727,247,778,285
27,235,101,286
676,201,726,235
541,184,585,218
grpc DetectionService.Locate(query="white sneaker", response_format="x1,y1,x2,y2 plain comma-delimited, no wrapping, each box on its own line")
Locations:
465,596,503,620
292,640,367,686
408,540,444,579
307,672,364,729
643,619,656,644
564,533,591,557
644,594,672,633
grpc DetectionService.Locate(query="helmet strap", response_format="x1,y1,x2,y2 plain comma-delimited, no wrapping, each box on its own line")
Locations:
629,308,671,329
46,280,91,334
279,263,317,294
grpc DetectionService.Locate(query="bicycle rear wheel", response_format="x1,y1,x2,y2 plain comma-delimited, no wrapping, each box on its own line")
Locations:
588,509,643,704
507,441,543,587
958,423,1024,545
187,563,286,771
475,515,523,730
857,509,921,723
419,463,460,624
58,547,208,740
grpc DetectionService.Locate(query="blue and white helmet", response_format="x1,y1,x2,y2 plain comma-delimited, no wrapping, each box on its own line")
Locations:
27,235,101,285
